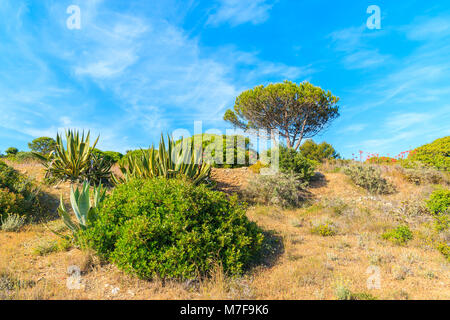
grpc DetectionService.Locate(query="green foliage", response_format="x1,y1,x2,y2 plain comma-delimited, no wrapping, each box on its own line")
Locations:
180,134,257,168
436,242,450,261
382,225,413,245
244,173,306,208
0,161,40,222
33,130,112,184
5,147,18,156
28,137,56,155
300,139,340,162
408,136,449,171
81,178,263,279
279,146,317,182
224,81,340,151
0,213,26,232
249,160,270,174
93,149,123,163
426,188,450,215
32,240,58,256
115,134,211,186
344,164,395,194
57,181,106,237
310,222,337,236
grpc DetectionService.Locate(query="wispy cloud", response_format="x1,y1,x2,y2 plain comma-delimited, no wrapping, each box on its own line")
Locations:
329,25,390,69
207,0,274,27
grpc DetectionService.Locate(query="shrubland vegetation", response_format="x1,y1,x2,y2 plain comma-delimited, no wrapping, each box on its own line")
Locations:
79,178,263,279
0,82,449,300
0,161,41,228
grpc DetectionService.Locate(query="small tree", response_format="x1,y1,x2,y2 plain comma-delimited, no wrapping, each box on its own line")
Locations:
224,81,339,151
300,139,340,162
28,137,56,155
5,147,18,156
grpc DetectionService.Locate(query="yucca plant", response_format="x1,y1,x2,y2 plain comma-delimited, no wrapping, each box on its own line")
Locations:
57,181,106,235
33,129,111,184
114,134,211,185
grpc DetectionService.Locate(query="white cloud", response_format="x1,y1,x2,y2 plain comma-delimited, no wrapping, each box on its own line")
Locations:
207,0,273,27
329,25,389,69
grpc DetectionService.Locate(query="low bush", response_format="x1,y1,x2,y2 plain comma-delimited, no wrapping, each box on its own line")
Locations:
344,164,395,194
279,146,316,181
0,161,40,223
398,167,445,185
248,160,270,174
81,178,264,280
382,225,413,245
0,213,26,232
408,136,449,171
436,242,450,261
310,221,337,236
244,173,307,208
426,188,450,215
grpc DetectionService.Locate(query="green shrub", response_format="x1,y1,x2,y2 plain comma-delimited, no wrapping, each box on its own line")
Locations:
310,222,337,236
426,188,450,215
382,225,413,245
299,139,340,162
408,136,449,171
32,240,58,256
81,178,263,280
93,149,123,163
183,134,258,168
279,146,316,181
436,242,450,261
344,164,395,194
0,161,40,223
248,160,270,174
244,173,306,208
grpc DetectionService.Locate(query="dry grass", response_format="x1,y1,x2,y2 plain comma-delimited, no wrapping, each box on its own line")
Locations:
0,162,448,300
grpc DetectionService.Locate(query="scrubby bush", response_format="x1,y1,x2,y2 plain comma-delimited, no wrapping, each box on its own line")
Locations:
0,161,40,223
5,147,18,156
28,137,56,156
299,139,340,162
398,166,446,185
179,134,258,168
344,164,395,194
279,146,316,181
436,242,450,261
310,221,337,236
244,173,307,208
426,188,450,215
382,225,413,245
93,149,123,163
248,160,270,174
80,178,263,279
408,136,449,171
0,213,26,232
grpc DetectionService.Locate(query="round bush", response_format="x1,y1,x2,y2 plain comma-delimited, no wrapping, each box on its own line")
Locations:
408,136,449,171
81,178,263,279
426,188,450,215
279,146,316,182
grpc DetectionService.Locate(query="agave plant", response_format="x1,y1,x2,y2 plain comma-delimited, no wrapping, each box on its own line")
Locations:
57,181,106,234
114,134,211,185
33,129,111,183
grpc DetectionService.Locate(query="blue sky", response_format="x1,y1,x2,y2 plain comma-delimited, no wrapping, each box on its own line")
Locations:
0,0,449,158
